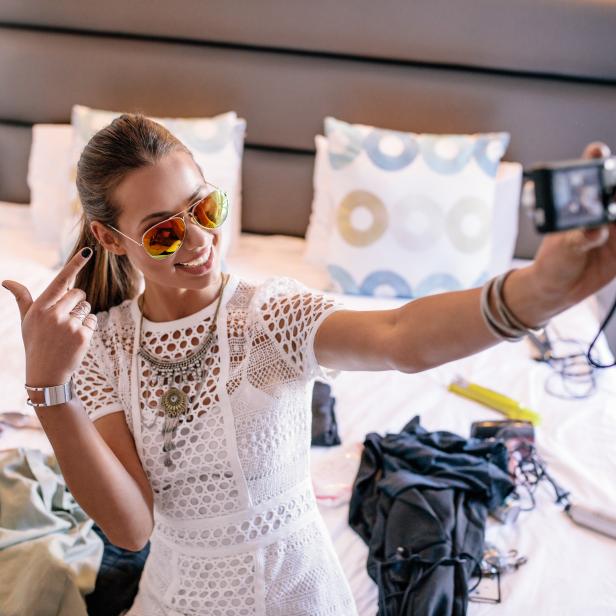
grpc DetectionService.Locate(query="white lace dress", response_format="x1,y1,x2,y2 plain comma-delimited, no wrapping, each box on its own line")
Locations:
72,274,358,616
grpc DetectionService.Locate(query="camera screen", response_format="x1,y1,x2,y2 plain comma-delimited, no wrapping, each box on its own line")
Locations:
552,166,604,228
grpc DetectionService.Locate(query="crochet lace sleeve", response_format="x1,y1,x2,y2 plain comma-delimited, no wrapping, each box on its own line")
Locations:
254,277,344,382
72,328,124,422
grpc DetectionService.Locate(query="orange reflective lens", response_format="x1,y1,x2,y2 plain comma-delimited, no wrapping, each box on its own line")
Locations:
193,189,229,229
142,190,229,259
143,217,186,259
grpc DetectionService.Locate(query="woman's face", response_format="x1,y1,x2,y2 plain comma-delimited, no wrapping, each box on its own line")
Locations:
109,149,223,291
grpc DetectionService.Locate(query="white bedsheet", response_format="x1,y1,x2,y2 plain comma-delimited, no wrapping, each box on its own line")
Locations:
1,202,615,615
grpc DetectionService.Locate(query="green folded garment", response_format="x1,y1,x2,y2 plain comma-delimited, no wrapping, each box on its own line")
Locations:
0,447,104,616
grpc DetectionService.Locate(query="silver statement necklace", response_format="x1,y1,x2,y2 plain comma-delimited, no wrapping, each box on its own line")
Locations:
136,273,228,466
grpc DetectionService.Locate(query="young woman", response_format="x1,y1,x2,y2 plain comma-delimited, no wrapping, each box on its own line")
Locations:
3,115,614,616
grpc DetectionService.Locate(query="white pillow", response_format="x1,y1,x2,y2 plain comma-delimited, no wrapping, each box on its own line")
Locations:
306,136,522,276
27,124,73,251
62,105,246,262
490,161,523,275
305,118,520,298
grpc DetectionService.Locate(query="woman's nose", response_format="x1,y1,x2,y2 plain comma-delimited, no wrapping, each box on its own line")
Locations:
183,214,218,247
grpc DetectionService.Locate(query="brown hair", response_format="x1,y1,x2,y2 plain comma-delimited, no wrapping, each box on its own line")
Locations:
68,113,196,314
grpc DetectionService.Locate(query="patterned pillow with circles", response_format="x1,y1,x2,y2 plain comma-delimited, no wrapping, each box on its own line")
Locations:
61,104,246,263
310,116,512,298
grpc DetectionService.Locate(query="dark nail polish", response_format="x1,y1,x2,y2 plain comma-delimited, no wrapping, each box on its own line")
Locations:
82,247,92,258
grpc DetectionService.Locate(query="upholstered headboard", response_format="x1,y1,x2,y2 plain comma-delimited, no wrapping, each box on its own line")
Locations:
1,0,615,259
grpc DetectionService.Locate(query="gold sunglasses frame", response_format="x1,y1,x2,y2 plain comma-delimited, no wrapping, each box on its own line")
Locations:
108,183,229,260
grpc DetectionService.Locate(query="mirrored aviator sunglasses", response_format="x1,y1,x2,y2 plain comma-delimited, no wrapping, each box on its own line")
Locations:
141,189,229,260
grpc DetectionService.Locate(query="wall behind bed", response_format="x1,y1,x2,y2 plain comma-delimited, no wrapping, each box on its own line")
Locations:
1,0,615,260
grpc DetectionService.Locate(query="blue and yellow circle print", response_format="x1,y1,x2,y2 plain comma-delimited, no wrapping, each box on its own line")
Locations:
415,273,463,296
391,194,445,251
327,265,360,295
360,271,412,298
363,129,419,171
336,190,388,247
420,135,475,175
474,133,509,177
325,118,364,170
165,118,233,153
445,197,491,253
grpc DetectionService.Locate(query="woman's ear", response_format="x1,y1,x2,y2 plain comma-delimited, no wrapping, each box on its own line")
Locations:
90,220,128,256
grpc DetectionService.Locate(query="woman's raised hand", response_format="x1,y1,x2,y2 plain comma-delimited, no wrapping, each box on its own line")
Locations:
530,142,616,310
2,248,97,387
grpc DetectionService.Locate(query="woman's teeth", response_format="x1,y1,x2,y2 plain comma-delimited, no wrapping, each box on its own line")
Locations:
176,251,210,267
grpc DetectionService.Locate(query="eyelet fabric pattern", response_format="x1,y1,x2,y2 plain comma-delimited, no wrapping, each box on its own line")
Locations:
73,274,357,616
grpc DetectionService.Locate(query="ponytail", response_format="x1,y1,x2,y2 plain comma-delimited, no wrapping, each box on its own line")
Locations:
68,214,139,315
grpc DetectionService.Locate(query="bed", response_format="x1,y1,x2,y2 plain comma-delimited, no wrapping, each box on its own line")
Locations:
1,2,616,614
2,198,616,615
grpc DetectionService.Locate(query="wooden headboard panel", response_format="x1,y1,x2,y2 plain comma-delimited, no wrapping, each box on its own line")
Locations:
1,0,615,258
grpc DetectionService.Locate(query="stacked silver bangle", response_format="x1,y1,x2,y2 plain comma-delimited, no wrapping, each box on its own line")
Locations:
480,270,547,341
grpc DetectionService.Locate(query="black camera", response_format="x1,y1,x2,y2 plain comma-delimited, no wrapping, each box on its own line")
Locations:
470,419,534,444
523,157,616,233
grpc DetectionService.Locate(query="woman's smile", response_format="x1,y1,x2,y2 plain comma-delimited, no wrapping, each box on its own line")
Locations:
174,246,215,274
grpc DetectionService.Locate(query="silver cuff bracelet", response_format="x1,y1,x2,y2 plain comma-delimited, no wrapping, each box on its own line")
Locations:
25,379,74,407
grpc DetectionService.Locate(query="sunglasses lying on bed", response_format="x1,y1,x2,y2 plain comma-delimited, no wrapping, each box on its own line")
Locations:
109,183,229,259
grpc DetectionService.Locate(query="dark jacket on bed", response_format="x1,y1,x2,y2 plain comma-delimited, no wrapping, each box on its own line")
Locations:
348,416,514,616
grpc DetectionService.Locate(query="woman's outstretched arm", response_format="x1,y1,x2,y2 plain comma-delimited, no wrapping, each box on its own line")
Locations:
314,256,581,374
315,145,616,374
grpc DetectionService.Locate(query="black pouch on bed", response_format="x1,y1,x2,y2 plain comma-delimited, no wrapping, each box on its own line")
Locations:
85,523,150,616
311,380,341,447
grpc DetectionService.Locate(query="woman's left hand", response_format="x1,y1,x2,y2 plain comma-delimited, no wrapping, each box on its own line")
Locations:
530,142,616,311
